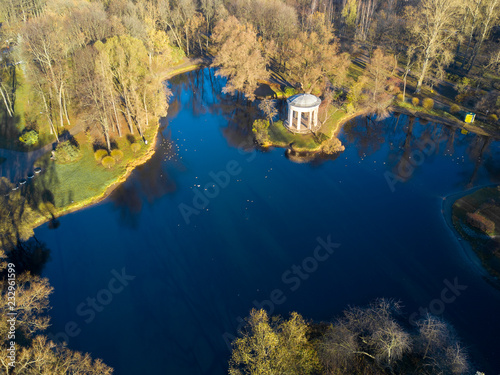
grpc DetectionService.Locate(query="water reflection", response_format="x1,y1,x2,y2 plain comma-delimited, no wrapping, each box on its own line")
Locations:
342,113,500,189
36,68,500,375
109,122,180,228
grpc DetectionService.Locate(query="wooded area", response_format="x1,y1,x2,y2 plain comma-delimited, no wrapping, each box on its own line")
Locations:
230,302,471,375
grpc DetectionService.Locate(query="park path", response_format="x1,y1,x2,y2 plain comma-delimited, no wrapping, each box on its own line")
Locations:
0,122,84,183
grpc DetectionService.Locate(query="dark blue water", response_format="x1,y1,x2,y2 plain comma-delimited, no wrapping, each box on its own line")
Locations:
36,68,500,374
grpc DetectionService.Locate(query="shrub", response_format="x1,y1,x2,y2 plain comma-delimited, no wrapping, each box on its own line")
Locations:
450,104,460,114
94,149,108,163
488,114,498,122
54,141,81,164
344,103,356,114
396,93,404,103
284,87,297,97
412,97,420,107
321,137,345,154
422,98,434,110
252,119,270,145
110,149,124,161
101,156,116,169
19,130,39,146
130,143,141,153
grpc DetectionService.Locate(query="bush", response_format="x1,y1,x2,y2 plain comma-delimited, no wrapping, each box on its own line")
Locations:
422,98,434,110
54,141,81,164
321,137,345,154
450,104,460,114
284,87,297,97
19,130,39,146
130,143,141,153
252,119,270,145
412,97,420,107
396,93,404,103
488,114,498,122
101,156,116,169
110,149,123,161
94,149,108,163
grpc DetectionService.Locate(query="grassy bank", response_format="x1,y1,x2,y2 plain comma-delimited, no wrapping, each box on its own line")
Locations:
451,186,500,280
266,108,368,152
392,99,500,137
26,60,204,231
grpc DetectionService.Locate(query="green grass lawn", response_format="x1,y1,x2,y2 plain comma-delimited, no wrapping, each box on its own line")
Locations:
268,120,322,149
393,98,500,136
33,125,156,209
267,107,350,151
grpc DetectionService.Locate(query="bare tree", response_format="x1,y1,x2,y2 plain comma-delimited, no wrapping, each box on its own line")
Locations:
406,0,462,92
258,99,277,125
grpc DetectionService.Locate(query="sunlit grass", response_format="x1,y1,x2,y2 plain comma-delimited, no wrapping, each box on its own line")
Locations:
33,125,157,208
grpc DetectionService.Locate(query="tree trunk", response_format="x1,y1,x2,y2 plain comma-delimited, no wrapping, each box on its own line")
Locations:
0,85,13,117
416,54,430,93
402,69,409,101
62,87,70,125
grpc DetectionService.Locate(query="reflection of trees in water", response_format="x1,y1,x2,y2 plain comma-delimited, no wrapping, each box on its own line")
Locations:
343,114,386,158
7,237,51,275
109,127,180,228
465,136,493,188
172,68,262,150
344,111,500,187
483,141,500,182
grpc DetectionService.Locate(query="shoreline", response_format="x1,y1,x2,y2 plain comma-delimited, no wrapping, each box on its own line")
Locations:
29,66,499,232
265,109,371,153
390,105,500,138
441,185,500,290
30,60,205,232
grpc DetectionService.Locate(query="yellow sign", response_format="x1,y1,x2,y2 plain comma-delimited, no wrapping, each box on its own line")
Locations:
464,113,475,123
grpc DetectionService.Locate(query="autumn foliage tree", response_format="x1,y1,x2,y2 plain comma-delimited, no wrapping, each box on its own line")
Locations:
0,250,113,374
212,16,269,100
406,0,463,92
229,309,320,375
284,13,350,95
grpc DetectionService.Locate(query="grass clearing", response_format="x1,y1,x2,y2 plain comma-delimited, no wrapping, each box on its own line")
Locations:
33,124,157,209
267,107,352,152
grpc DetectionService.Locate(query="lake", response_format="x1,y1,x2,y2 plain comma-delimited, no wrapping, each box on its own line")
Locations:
35,68,500,374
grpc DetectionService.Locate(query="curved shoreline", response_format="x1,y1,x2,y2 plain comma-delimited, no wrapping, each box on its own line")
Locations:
30,62,204,232
266,109,371,153
441,185,500,290
29,70,499,231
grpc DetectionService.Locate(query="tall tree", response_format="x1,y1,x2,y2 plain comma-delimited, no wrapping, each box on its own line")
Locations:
363,48,394,102
406,0,462,92
21,15,72,131
461,0,500,72
285,13,349,94
229,309,320,375
212,16,269,100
